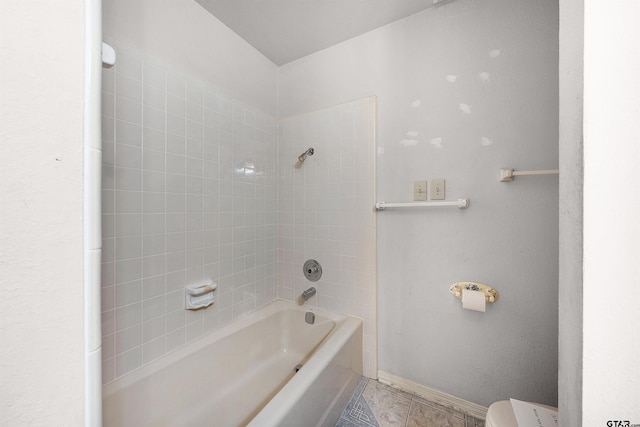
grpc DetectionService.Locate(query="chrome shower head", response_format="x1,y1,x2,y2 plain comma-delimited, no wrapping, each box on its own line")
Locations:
298,147,314,163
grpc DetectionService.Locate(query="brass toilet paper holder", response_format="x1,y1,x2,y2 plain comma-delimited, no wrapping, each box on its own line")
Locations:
449,282,500,303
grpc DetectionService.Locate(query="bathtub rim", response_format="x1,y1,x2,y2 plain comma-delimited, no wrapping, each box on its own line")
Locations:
102,299,358,397
248,311,363,426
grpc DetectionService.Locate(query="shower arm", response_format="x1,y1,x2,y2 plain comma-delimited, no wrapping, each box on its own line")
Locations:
298,147,314,162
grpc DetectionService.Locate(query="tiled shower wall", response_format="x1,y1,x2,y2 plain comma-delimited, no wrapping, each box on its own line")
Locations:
277,98,377,378
100,43,278,383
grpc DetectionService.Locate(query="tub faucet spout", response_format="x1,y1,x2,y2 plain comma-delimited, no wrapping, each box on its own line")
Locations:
299,287,316,304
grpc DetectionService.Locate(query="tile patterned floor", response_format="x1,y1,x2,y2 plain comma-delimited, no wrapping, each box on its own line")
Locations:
335,378,485,427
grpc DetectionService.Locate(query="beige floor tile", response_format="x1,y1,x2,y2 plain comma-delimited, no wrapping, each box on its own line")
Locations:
362,380,412,426
406,400,466,427
412,395,466,420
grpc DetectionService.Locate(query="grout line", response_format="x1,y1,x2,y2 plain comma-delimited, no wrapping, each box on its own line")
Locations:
403,399,413,427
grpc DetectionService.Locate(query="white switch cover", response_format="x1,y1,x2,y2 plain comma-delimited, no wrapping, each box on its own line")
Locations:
430,179,445,200
413,181,427,201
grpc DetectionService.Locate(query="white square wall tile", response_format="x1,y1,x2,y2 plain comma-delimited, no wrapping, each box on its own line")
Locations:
114,258,142,285
116,96,142,124
165,327,185,352
143,149,165,172
102,165,115,190
166,154,186,175
166,73,186,98
143,170,165,192
186,230,204,249
115,167,142,191
143,105,165,131
115,302,142,331
101,262,115,288
143,61,165,89
103,47,280,383
166,193,186,213
103,334,116,359
143,127,166,153
102,66,115,93
116,73,142,103
165,252,186,273
186,320,204,342
166,173,186,193
102,310,115,336
186,158,203,177
167,113,186,137
187,140,204,160
115,324,142,354
187,103,204,124
115,121,143,147
165,291,184,314
165,309,185,332
143,316,166,342
117,213,142,237
186,195,203,213
142,275,165,299
115,346,143,377
143,192,165,213
101,286,115,312
102,91,115,118
143,295,165,321
165,271,186,294
167,134,186,155
115,280,142,307
114,49,142,80
186,269,206,288
167,95,186,117
103,140,115,166
143,84,165,110
166,213,186,233
186,176,204,195
115,143,142,168
143,254,166,278
143,234,166,256
102,359,115,385
186,249,204,269
142,213,165,235
143,337,166,364
115,191,142,214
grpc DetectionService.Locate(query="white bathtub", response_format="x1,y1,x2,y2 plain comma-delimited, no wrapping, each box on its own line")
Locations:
103,300,363,427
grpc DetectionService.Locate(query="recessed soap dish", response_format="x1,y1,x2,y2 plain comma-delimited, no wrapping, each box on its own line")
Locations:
449,282,499,303
185,279,217,310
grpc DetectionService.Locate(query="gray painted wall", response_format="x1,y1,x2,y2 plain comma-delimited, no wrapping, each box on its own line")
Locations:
279,0,559,407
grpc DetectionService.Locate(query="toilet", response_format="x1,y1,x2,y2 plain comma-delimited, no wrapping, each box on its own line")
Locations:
486,400,558,427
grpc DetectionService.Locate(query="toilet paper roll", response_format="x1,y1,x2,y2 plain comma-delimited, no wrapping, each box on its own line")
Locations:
462,289,486,312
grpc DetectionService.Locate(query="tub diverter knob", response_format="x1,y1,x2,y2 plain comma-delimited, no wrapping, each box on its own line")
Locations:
303,259,322,282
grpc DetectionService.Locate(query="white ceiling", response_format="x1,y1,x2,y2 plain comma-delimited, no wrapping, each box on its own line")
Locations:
195,0,439,66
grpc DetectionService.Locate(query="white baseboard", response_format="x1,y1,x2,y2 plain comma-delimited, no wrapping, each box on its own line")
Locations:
377,370,488,420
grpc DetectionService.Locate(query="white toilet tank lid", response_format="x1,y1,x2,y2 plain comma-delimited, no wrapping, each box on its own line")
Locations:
487,400,559,427
487,401,518,427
